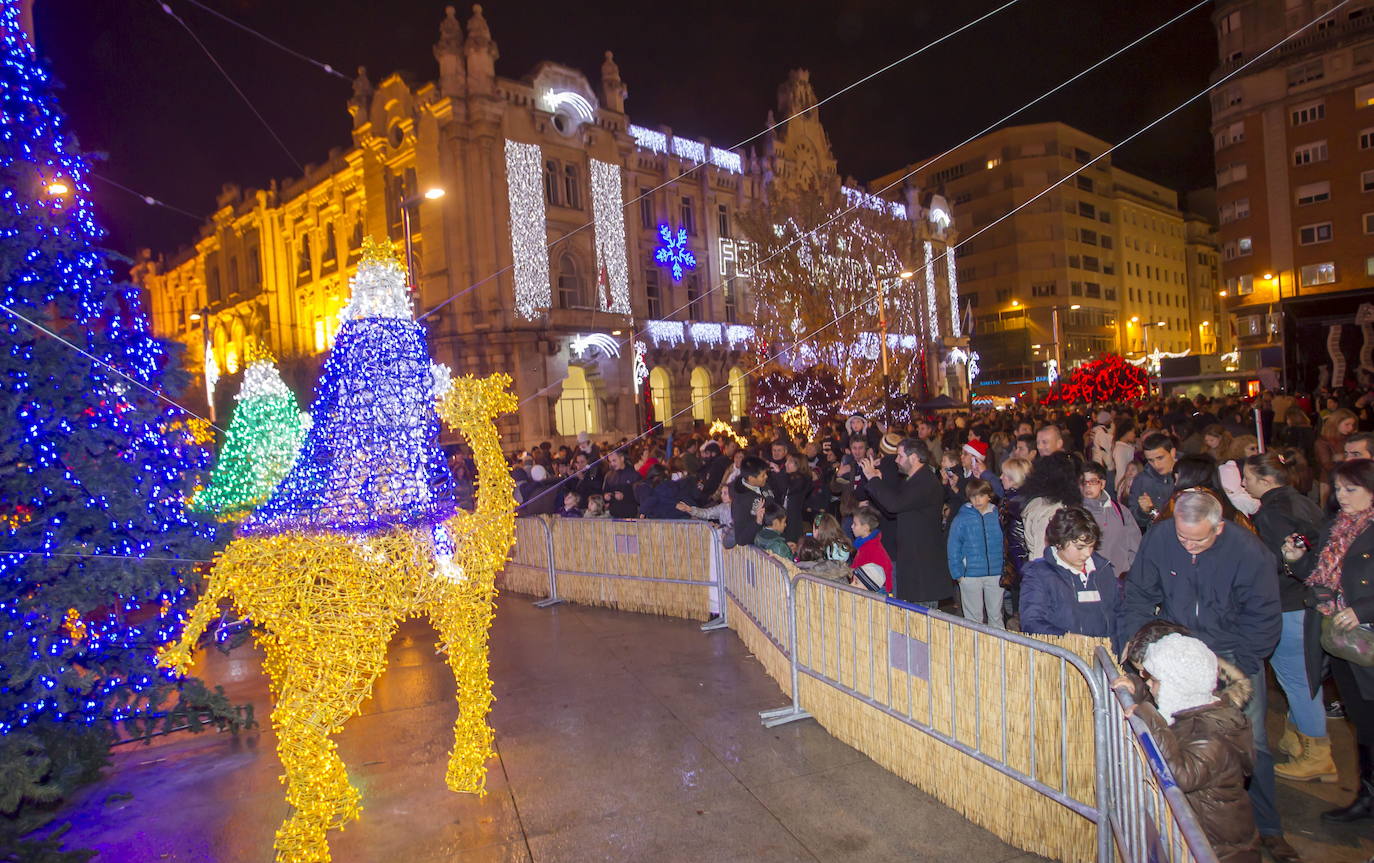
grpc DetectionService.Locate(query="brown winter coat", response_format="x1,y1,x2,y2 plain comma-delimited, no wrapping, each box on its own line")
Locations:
1134,663,1259,863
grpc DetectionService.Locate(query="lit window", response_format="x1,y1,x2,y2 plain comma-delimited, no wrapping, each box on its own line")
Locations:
986,157,1001,169
1299,262,1336,286
1359,83,1374,108
1238,236,1253,255
1367,255,1374,277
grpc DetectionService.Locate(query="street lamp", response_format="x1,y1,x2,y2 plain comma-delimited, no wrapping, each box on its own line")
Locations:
400,186,445,291
875,268,915,379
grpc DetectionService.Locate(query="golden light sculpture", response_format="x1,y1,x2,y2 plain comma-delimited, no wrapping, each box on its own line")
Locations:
780,404,814,442
707,419,748,448
159,374,517,863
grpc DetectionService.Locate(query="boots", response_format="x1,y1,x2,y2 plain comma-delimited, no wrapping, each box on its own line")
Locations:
1323,743,1374,823
1275,734,1339,783
1277,719,1300,758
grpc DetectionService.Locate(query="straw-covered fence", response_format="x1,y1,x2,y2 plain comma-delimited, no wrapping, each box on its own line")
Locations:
788,576,1108,863
541,517,717,620
498,514,553,597
496,518,1124,862
721,546,795,696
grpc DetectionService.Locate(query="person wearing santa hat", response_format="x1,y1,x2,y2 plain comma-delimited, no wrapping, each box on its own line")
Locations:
959,439,1004,501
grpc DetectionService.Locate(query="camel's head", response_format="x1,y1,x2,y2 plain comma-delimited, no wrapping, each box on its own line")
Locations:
437,373,517,430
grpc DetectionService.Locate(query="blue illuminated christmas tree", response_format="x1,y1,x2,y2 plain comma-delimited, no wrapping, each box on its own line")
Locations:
0,6,244,852
241,237,458,536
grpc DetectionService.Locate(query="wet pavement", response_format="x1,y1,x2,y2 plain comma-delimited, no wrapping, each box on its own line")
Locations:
47,593,1374,862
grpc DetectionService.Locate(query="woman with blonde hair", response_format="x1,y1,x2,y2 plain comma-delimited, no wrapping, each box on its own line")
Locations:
1316,409,1358,476
1203,424,1234,464
1218,434,1261,516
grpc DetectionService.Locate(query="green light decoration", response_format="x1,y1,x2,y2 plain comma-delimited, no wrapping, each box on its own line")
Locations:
192,352,309,517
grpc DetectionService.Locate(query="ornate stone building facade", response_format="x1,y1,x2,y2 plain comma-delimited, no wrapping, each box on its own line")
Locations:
136,6,960,447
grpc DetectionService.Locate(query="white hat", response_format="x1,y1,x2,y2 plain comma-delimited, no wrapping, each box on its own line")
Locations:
577,431,590,444
1142,634,1219,724
529,464,548,482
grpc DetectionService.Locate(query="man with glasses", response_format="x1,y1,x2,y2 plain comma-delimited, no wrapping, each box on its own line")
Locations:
1123,491,1295,861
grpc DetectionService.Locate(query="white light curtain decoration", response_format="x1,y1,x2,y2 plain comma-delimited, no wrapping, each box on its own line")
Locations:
503,139,551,319
946,245,961,338
923,241,939,343
644,320,685,347
642,320,758,350
589,159,632,314
205,342,220,407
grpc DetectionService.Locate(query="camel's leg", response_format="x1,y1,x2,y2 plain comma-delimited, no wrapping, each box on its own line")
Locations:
431,589,498,794
268,630,393,863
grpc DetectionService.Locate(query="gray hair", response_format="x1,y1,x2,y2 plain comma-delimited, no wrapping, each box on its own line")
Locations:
1174,490,1222,526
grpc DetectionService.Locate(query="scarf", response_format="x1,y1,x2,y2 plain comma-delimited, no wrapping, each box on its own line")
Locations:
853,531,879,551
1307,507,1374,614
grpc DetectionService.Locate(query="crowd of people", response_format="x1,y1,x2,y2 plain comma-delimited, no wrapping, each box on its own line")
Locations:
476,386,1374,862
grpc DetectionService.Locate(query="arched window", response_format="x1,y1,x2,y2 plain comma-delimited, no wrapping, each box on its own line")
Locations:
690,366,712,422
212,324,228,372
557,254,586,308
728,367,748,420
227,319,246,375
649,367,672,426
297,234,312,279
554,365,601,436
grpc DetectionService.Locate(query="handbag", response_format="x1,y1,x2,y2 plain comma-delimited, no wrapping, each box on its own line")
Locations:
1319,614,1374,667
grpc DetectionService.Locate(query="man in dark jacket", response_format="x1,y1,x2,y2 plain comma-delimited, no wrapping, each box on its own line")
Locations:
860,438,952,605
697,440,735,503
1123,489,1294,861
600,449,641,519
1128,432,1178,530
729,456,774,547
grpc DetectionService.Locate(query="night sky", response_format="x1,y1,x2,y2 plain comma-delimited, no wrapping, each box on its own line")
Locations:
35,0,1218,259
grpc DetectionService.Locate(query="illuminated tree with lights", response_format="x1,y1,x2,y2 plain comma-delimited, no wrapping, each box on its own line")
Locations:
1039,353,1150,405
0,10,244,855
739,185,919,412
191,346,308,518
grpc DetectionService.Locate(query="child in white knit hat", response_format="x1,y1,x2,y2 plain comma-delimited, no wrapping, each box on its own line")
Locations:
1116,633,1260,863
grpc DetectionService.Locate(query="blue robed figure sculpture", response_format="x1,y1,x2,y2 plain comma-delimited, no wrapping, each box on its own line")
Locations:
241,237,457,536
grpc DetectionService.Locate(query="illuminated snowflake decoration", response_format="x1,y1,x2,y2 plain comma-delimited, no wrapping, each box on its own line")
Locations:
633,339,649,389
969,351,982,382
654,224,696,282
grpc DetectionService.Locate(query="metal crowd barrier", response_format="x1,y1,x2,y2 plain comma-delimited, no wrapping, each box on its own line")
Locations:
506,516,725,622
500,516,1221,862
773,572,1110,863
1094,647,1221,863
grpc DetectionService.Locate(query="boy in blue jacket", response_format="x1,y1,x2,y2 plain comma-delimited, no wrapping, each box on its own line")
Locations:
947,479,1006,629
1020,504,1126,651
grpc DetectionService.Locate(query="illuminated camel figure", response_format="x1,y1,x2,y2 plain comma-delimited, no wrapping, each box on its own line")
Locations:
159,240,517,863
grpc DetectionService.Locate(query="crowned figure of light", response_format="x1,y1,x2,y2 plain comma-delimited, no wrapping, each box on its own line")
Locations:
242,237,458,537
192,341,309,517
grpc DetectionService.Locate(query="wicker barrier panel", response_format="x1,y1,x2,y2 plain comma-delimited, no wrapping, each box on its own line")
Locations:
546,518,717,620
720,545,795,696
792,576,1106,863
498,516,553,598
